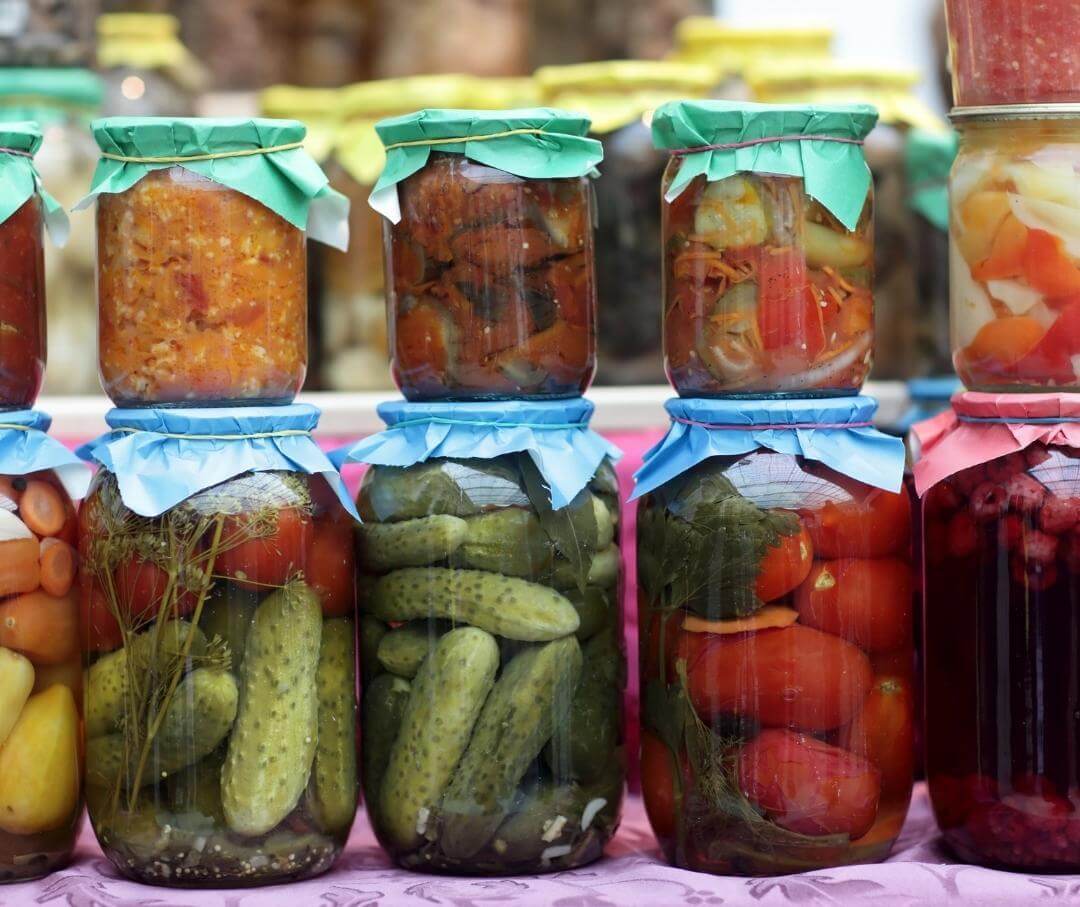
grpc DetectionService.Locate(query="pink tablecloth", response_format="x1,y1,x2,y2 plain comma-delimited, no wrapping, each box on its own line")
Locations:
14,786,1080,906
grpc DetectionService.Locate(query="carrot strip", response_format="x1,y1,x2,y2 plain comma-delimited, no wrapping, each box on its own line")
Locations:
0,538,41,598
19,481,66,538
39,538,76,598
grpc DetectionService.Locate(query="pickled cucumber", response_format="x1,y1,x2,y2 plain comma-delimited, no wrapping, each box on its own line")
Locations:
438,636,583,859
86,620,208,738
198,586,259,673
377,622,443,678
359,515,468,572
369,568,579,641
489,782,588,864
380,627,499,851
567,587,615,641
222,581,323,837
359,463,477,522
308,619,358,835
167,751,226,824
592,495,615,550
454,508,554,578
360,615,388,682
361,673,411,810
87,668,238,789
553,545,619,591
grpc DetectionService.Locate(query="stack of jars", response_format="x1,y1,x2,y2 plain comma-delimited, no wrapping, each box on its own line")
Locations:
914,0,1080,873
0,121,90,885
74,116,363,888
334,107,628,874
633,100,916,875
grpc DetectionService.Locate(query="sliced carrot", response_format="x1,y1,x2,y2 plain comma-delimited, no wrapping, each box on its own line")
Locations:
965,316,1046,368
1023,229,1080,299
0,591,78,665
18,480,66,538
682,605,800,635
0,538,41,598
38,538,76,598
971,214,1028,281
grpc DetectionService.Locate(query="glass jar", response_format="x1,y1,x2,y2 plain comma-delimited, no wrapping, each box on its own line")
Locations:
0,468,82,882
949,110,1080,392
96,167,308,406
0,193,45,411
946,0,1080,107
80,468,358,887
357,455,625,873
923,436,1080,870
536,61,715,386
660,167,874,396
638,452,914,874
385,152,598,400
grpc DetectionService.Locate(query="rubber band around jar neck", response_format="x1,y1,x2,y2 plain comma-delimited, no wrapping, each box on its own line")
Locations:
389,416,590,431
0,423,32,432
0,147,33,159
672,416,873,430
99,140,304,165
110,426,311,441
956,414,1080,425
670,134,865,156
382,127,549,152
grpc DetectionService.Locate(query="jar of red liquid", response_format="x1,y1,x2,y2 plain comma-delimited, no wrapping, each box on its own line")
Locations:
371,109,604,401
946,0,1080,107
915,392,1080,871
634,397,914,875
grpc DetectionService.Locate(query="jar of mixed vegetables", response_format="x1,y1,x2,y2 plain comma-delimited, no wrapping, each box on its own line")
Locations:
535,61,715,386
634,397,913,875
950,107,1080,391
78,406,359,887
915,392,1080,871
0,411,89,883
82,117,349,407
336,400,625,874
652,101,878,397
370,109,604,401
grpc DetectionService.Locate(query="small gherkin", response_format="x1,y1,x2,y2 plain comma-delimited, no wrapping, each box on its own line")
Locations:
359,514,469,572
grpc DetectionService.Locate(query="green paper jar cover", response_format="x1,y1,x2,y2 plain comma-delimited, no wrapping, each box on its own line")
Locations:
75,116,350,250
905,127,958,232
651,99,878,231
0,68,103,125
0,122,69,244
369,107,604,222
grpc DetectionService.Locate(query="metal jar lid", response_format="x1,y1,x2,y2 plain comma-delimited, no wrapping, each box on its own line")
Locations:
950,103,1080,123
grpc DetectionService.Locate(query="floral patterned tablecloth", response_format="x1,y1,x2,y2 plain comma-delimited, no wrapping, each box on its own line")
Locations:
10,786,1080,907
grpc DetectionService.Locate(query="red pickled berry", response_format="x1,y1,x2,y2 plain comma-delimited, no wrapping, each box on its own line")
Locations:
969,481,1008,521
1065,531,1080,574
926,482,962,520
925,521,948,567
1021,529,1060,564
954,467,988,496
1040,495,1080,535
1011,554,1059,591
1025,444,1053,468
947,511,978,559
999,514,1024,551
1003,473,1047,514
1013,773,1061,798
987,452,1028,481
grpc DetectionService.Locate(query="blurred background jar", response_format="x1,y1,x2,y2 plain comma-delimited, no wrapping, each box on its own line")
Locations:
96,12,207,117
536,60,715,386
0,0,98,66
0,68,102,396
747,62,948,382
668,18,833,97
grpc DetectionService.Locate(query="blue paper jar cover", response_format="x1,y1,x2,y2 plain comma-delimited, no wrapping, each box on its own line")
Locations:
77,404,357,518
330,398,622,511
631,396,906,500
0,409,90,499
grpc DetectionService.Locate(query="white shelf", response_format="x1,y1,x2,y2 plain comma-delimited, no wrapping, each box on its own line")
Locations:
40,382,911,438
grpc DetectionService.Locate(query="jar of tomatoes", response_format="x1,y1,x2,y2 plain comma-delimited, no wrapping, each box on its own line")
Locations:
652,101,878,397
949,107,1080,391
0,122,63,411
633,397,913,875
335,399,625,874
0,410,89,882
916,392,1080,871
371,108,604,400
535,61,715,386
81,116,349,407
946,0,1080,107
78,405,360,887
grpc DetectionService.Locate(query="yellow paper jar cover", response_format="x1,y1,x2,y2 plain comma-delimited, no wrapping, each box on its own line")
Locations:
671,17,833,78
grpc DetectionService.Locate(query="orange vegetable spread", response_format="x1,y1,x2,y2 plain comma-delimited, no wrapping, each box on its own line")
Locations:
96,167,307,405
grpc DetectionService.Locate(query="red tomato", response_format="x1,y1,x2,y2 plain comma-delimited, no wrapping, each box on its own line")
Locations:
757,249,824,357
1014,298,1080,385
79,576,123,653
688,625,873,732
840,675,914,798
641,730,678,842
114,557,197,622
306,519,356,617
802,485,911,559
756,523,814,602
216,507,312,591
738,729,881,838
794,559,913,653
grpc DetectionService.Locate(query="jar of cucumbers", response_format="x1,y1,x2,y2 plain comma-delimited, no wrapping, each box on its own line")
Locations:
338,400,625,874
78,405,359,887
